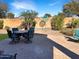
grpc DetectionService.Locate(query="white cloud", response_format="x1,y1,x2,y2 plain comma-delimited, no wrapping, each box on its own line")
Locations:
10,0,37,17
49,0,63,7
11,1,36,10
49,1,59,6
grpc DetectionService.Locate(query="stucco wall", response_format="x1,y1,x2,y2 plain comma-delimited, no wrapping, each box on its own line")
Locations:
0,17,76,30
0,17,52,29
3,18,23,28
63,17,73,27
34,17,52,29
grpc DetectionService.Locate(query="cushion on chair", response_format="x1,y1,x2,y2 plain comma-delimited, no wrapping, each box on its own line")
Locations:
72,29,79,40
28,27,34,38
74,29,79,37
12,28,18,33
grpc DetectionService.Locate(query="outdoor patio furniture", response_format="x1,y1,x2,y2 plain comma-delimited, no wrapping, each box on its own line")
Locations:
7,29,12,39
22,27,34,41
22,31,29,41
28,27,34,38
12,28,18,33
7,29,20,42
66,28,79,41
14,30,29,41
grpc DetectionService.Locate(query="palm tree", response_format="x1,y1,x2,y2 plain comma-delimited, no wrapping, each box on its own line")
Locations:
20,10,38,29
20,10,38,20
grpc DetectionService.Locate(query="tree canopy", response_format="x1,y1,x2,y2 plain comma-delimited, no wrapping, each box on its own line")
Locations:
0,2,8,18
43,13,52,18
7,13,14,18
51,13,65,30
20,10,38,20
63,1,79,16
0,3,8,12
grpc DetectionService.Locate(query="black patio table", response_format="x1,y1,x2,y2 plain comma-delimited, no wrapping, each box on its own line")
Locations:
14,30,28,34
13,30,29,41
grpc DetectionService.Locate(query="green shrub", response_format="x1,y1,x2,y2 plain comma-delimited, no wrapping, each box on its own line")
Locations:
0,20,3,29
60,28,73,36
25,18,34,23
51,15,64,30
71,19,79,28
32,20,36,27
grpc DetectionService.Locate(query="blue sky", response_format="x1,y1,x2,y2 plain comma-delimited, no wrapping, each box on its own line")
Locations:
1,0,70,17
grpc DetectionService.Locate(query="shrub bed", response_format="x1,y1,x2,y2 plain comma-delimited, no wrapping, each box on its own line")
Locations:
60,28,73,36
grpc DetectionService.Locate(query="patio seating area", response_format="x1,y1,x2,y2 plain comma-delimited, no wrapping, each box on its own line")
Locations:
6,27,35,44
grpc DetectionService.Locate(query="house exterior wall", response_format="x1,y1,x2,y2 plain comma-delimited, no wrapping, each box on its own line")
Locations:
0,17,74,29
1,17,52,29
34,17,52,30
63,17,73,27
3,18,23,28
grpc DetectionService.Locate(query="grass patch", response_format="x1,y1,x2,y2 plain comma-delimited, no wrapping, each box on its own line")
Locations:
0,34,8,41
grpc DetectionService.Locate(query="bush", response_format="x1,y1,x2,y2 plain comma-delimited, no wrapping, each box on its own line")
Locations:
71,19,79,28
32,20,36,27
51,15,64,30
60,28,73,36
0,20,3,29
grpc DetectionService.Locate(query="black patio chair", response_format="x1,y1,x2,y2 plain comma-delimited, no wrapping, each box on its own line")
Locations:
28,27,34,38
12,28,18,33
7,29,20,42
7,29,12,39
23,27,34,41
